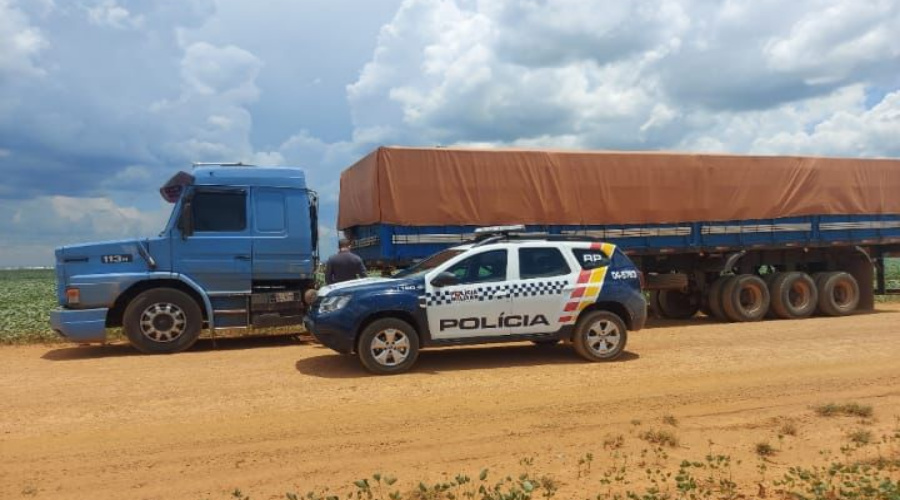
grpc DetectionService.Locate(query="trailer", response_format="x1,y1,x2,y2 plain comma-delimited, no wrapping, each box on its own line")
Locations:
339,146,900,322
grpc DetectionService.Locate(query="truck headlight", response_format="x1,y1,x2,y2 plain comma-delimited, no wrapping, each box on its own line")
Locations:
318,295,350,314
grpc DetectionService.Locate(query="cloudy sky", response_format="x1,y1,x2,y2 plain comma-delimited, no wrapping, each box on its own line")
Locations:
1,0,899,267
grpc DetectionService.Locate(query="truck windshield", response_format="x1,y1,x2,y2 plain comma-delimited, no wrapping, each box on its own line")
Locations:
394,249,465,279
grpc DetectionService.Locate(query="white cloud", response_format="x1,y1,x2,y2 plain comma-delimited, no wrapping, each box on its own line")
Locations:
764,0,900,85
86,0,144,30
0,0,49,79
347,0,900,155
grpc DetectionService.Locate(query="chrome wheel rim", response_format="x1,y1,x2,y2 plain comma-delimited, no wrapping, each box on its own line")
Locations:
370,328,411,366
139,302,187,343
585,319,621,356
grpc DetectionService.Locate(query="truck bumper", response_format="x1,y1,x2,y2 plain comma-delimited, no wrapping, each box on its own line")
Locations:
50,308,108,343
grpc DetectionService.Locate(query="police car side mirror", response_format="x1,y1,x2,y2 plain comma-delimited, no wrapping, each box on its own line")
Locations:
431,272,459,287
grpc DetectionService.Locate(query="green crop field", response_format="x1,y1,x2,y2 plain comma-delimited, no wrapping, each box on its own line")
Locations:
0,269,58,344
1,260,899,345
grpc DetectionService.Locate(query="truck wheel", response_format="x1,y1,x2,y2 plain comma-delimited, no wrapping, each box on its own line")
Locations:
816,272,859,316
357,318,420,375
707,276,731,321
657,290,701,319
722,274,770,322
769,272,818,319
123,288,203,354
572,310,628,362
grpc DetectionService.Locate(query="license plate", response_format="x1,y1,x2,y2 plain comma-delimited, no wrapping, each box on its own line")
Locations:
274,292,295,303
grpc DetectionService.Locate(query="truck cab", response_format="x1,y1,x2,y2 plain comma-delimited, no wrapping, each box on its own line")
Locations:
50,164,319,353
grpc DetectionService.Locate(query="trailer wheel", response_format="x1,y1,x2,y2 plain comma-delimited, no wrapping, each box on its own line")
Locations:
572,310,627,362
706,276,731,321
769,272,818,319
123,288,203,354
656,290,701,319
357,318,420,375
816,272,859,316
722,274,770,322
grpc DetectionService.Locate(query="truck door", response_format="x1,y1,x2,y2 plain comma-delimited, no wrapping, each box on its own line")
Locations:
172,187,252,293
508,246,574,334
425,249,513,340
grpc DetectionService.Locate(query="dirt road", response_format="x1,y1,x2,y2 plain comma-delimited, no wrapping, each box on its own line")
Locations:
2,305,900,499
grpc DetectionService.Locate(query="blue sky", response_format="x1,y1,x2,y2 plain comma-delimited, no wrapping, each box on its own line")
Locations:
1,0,899,267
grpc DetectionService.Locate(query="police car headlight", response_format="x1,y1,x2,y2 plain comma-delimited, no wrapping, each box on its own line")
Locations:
318,295,350,314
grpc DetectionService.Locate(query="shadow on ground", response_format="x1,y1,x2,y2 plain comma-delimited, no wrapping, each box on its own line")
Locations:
295,343,639,379
40,334,312,361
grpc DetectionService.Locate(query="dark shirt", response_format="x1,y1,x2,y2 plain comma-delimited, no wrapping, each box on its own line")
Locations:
324,251,367,284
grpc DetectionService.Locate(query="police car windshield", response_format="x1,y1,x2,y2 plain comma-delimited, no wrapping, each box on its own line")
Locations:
393,249,465,279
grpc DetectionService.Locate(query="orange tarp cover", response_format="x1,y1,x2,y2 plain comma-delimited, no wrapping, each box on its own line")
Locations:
337,146,900,229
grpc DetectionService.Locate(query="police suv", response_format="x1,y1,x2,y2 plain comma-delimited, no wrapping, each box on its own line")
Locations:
306,227,647,374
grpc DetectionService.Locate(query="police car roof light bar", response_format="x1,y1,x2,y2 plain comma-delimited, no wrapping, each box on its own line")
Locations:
191,162,255,168
473,224,526,235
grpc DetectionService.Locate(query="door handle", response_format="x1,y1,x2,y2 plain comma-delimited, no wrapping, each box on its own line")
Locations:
235,255,251,261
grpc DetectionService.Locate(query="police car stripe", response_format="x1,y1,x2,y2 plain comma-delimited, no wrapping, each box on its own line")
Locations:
423,280,567,307
558,243,616,324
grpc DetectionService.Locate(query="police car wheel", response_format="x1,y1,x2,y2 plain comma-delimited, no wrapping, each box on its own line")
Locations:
123,288,202,354
357,318,420,375
572,310,627,362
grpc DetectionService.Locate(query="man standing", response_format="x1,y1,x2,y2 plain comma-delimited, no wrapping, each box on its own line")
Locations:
324,238,367,285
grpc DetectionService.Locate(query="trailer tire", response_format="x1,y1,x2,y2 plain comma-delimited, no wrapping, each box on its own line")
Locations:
722,274,770,322
769,272,818,319
816,272,859,317
357,318,420,375
656,290,701,319
573,310,628,362
707,276,731,321
123,288,203,354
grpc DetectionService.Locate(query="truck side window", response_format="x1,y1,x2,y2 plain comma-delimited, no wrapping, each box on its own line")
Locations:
571,248,610,270
519,247,570,279
446,250,507,284
192,190,247,232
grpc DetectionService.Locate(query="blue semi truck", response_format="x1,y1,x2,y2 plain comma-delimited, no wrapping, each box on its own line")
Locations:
51,164,319,353
339,147,900,322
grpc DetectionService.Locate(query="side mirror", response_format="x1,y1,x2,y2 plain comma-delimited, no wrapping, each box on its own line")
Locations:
178,200,194,240
430,271,459,288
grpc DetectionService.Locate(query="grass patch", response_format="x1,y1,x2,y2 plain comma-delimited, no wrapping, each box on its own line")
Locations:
662,414,678,427
779,420,798,437
639,428,679,447
848,429,873,446
602,434,624,450
814,402,873,418
755,441,777,457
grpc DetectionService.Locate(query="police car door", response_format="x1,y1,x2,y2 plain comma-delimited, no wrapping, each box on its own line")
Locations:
508,246,574,334
424,248,513,340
